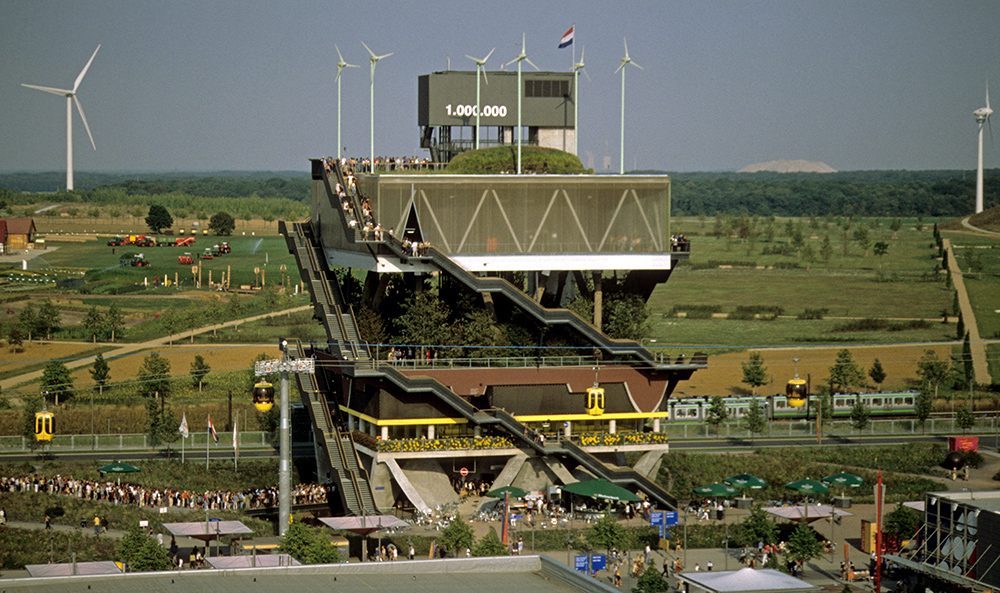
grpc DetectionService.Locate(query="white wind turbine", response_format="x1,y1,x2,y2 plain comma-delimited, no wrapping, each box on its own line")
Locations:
506,35,538,174
361,41,393,167
334,45,359,159
466,48,494,150
615,38,642,175
22,45,101,191
572,45,590,158
974,83,993,214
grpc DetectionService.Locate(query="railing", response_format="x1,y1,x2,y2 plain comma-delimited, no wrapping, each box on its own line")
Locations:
660,417,1000,440
0,431,313,454
578,431,670,447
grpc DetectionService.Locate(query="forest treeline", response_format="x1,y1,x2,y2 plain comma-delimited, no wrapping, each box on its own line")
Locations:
1,168,997,218
660,169,1000,217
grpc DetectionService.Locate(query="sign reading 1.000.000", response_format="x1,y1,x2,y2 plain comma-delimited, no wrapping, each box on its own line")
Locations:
446,104,507,118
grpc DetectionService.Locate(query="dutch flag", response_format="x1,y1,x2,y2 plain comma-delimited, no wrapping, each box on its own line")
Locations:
559,26,574,49
208,415,219,443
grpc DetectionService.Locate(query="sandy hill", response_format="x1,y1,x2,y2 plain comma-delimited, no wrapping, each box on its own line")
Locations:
738,159,837,173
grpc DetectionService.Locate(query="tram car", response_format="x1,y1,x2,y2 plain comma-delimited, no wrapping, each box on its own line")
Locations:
666,391,918,423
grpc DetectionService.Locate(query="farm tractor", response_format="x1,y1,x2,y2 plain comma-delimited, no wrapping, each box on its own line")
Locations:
200,248,214,260
108,234,155,247
178,252,194,265
211,242,231,256
129,253,151,267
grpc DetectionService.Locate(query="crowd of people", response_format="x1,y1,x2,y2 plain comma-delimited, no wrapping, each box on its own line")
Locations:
340,155,437,173
0,474,334,512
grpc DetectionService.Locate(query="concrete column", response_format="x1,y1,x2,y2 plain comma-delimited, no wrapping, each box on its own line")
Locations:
564,421,571,438
427,424,435,439
348,415,355,431
653,417,660,432
474,425,481,437
609,419,616,434
381,425,389,440
593,271,603,329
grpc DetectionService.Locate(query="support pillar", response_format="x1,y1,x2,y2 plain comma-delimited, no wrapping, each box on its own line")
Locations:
593,271,603,329
653,417,660,432
564,421,571,438
381,425,389,440
427,424,435,439
609,419,616,434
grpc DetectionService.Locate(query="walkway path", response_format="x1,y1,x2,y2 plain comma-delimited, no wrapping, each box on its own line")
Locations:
0,305,312,396
961,216,996,235
942,239,990,382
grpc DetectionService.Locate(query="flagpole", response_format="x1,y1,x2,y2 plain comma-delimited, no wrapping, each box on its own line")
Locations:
182,432,185,463
206,415,211,470
572,24,576,69
234,409,239,471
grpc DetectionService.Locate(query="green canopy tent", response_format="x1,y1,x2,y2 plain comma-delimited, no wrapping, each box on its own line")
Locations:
561,479,642,502
98,461,141,485
785,478,829,521
822,472,864,494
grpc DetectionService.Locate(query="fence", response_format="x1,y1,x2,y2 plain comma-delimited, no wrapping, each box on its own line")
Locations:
0,431,315,454
658,417,1000,441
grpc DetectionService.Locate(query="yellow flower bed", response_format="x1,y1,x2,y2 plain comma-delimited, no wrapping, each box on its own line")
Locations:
579,431,669,447
350,432,515,453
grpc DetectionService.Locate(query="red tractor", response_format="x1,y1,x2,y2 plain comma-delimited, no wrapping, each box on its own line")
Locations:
130,253,151,267
199,248,214,260
175,236,196,247
178,252,194,265
217,241,231,254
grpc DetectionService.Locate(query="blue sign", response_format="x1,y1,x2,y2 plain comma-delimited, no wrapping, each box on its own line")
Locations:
208,518,221,522
591,555,607,571
663,530,670,539
650,511,664,526
658,525,664,538
664,511,679,526
575,555,590,572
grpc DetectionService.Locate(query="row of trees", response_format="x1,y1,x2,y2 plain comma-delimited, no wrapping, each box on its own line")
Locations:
144,204,236,236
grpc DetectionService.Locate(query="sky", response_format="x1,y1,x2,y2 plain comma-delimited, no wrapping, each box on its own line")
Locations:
2,0,999,176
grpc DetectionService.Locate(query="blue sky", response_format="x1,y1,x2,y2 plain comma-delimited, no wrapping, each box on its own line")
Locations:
2,0,999,174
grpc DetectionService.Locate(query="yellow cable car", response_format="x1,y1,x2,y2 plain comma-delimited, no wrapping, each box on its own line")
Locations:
585,387,605,416
786,379,808,408
35,411,54,442
253,382,275,412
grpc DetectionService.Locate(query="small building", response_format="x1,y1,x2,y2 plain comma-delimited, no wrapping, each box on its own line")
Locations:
0,219,6,254
1,217,37,251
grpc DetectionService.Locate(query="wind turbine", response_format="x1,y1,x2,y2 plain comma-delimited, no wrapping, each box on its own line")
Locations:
466,48,494,150
334,45,359,160
974,83,993,214
506,34,538,174
572,45,590,158
361,41,392,169
615,38,642,175
22,45,100,191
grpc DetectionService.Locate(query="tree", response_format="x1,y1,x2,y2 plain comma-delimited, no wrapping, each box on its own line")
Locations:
849,396,870,430
741,352,767,396
438,512,475,556
956,405,976,433
820,234,834,262
190,355,211,392
604,293,652,341
736,505,779,547
37,299,61,339
21,395,43,450
40,360,74,405
742,398,767,445
962,332,975,389
83,305,104,342
105,303,126,342
873,241,889,267
7,324,24,352
827,349,865,394
917,349,950,403
90,353,111,395
138,353,175,446
915,384,933,434
209,211,236,236
278,522,342,564
868,359,886,392
588,507,627,553
118,522,174,571
472,527,508,556
17,302,38,340
145,204,173,233
885,503,921,540
705,396,729,438
785,522,823,566
632,564,669,593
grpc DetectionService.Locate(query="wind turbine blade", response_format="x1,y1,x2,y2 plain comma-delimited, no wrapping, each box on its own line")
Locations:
505,57,518,67
582,68,592,82
74,95,96,150
580,46,585,63
22,83,72,97
615,60,626,74
336,44,345,64
73,45,100,92
361,40,376,58
482,68,488,85
623,37,630,59
484,48,495,61
630,61,644,70
466,54,477,62
525,58,540,71
376,52,393,60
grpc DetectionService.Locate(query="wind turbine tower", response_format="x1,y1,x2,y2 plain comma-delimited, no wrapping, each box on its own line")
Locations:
334,45,359,159
466,48,494,151
974,84,993,214
506,35,538,174
615,38,642,175
22,45,101,191
362,41,393,168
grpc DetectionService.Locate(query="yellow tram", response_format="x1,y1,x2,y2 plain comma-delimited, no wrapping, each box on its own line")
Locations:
35,411,54,442
786,378,808,408
253,382,275,412
585,386,605,416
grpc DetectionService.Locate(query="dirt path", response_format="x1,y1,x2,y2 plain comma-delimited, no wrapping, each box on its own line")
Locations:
0,305,311,396
942,238,990,381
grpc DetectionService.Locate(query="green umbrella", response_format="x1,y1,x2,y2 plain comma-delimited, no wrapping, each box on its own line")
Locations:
693,483,739,497
485,485,529,499
785,478,829,495
98,461,141,474
822,472,864,498
562,479,642,502
723,473,767,490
